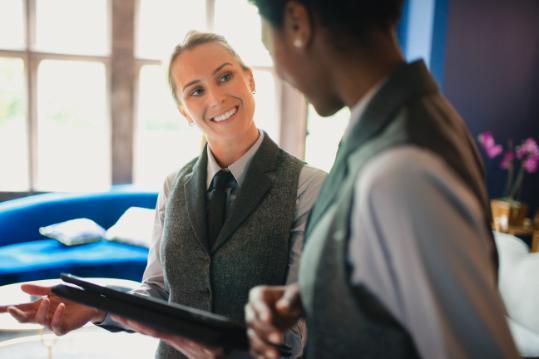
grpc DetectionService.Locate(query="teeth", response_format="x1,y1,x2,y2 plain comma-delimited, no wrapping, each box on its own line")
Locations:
213,107,237,122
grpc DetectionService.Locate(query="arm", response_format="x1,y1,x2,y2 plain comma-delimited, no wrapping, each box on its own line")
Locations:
97,171,177,329
246,166,326,358
349,147,518,358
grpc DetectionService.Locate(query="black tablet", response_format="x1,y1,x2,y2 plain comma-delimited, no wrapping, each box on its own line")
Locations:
51,274,292,355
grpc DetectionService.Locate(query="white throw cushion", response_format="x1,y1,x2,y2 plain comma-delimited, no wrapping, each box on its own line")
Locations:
105,207,155,248
39,218,105,246
495,231,539,356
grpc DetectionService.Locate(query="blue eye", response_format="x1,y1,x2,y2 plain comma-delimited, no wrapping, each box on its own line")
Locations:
219,72,233,83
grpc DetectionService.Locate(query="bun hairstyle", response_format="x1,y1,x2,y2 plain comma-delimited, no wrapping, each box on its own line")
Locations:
250,0,404,45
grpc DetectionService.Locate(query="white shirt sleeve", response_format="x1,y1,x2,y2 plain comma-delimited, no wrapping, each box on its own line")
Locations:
348,146,518,358
131,170,179,300
283,165,326,358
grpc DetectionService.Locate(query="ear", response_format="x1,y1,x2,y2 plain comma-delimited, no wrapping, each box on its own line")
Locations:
178,104,193,126
283,1,312,50
245,68,256,93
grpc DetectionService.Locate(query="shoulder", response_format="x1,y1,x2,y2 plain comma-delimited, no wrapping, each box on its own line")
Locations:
355,145,482,218
297,164,327,201
161,156,200,197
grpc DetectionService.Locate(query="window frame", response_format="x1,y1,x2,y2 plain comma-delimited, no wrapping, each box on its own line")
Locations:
0,0,307,201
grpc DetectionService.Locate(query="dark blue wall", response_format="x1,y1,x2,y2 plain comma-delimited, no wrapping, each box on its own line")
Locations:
442,0,539,214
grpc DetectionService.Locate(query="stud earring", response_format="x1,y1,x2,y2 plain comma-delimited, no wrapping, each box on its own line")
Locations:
252,90,256,94
293,38,303,48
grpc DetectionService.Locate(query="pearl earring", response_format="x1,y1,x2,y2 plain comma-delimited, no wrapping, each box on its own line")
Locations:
293,38,303,48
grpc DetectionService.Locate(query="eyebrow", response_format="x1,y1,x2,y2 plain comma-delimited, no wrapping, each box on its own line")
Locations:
182,62,233,91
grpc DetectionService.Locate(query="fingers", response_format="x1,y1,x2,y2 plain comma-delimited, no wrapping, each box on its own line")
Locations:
34,297,50,325
275,283,302,316
248,286,275,323
247,328,280,359
7,306,33,323
21,284,52,297
245,303,283,342
50,303,66,336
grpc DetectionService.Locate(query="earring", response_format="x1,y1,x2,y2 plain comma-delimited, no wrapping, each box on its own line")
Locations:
293,38,303,48
252,90,256,94
188,122,194,127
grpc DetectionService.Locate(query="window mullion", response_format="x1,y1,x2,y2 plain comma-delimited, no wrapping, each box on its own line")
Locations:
206,0,215,31
279,80,307,159
110,0,136,185
26,0,37,191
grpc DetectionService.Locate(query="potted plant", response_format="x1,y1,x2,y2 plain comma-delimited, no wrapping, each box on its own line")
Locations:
478,132,539,231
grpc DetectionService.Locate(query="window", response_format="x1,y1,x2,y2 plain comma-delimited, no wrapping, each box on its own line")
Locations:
305,106,350,172
0,0,110,192
36,60,109,191
0,58,28,190
0,0,307,195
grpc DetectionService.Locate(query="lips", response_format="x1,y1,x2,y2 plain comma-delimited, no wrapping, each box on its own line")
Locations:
210,106,239,123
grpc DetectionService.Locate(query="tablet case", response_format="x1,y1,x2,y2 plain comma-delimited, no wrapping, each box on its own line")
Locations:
51,273,291,355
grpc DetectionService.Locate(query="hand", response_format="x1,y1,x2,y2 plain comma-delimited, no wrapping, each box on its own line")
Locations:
0,284,105,336
111,315,224,359
245,283,304,359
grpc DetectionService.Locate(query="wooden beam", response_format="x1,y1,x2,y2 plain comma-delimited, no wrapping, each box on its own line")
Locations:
110,0,136,184
278,80,307,159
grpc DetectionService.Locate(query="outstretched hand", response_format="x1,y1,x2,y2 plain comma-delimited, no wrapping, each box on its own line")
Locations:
0,284,105,336
111,315,224,359
244,283,304,359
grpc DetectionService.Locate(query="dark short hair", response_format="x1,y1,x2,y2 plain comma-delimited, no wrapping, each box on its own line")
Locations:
250,0,404,43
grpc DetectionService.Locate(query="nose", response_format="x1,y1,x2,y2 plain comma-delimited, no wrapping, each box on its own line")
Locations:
206,84,226,108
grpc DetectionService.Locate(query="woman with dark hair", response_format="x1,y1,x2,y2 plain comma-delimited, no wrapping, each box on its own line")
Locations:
0,31,325,359
245,1,518,358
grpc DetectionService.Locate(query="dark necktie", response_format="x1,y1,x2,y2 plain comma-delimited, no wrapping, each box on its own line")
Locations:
207,170,235,249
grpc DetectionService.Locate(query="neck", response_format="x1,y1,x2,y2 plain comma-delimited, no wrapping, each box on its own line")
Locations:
207,126,260,168
323,31,405,109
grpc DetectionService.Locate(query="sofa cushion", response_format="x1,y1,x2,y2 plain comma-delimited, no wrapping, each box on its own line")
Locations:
0,239,149,285
105,207,155,248
0,191,157,247
39,218,106,246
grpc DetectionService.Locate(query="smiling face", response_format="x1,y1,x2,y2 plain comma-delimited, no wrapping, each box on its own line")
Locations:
171,42,257,145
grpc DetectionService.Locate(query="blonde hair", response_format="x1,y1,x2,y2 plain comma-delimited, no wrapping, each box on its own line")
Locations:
167,31,249,106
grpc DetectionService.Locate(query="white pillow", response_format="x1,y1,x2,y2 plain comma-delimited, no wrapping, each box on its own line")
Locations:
105,207,155,248
39,218,105,246
495,232,539,338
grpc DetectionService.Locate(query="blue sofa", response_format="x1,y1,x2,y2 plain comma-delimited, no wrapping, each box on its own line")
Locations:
0,189,157,285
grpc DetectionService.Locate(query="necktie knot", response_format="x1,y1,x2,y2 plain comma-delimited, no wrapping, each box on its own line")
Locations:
210,170,235,192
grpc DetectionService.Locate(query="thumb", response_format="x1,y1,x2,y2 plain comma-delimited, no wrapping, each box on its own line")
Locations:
275,284,300,314
21,284,52,297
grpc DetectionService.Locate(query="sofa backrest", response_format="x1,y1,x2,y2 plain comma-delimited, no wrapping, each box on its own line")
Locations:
0,191,158,246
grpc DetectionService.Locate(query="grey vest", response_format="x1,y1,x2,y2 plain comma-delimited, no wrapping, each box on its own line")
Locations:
157,135,303,358
300,61,496,358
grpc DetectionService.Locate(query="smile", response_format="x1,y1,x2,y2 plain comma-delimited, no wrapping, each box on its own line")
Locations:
211,106,238,123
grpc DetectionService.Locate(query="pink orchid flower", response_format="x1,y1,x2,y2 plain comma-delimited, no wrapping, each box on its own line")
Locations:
523,154,539,173
516,138,539,159
478,132,503,159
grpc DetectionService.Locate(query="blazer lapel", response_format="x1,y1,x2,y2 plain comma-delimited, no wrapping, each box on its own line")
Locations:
306,60,439,238
184,148,209,251
211,135,278,253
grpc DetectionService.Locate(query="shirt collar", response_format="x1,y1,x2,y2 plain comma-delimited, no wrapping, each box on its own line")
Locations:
206,130,264,189
343,79,386,141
